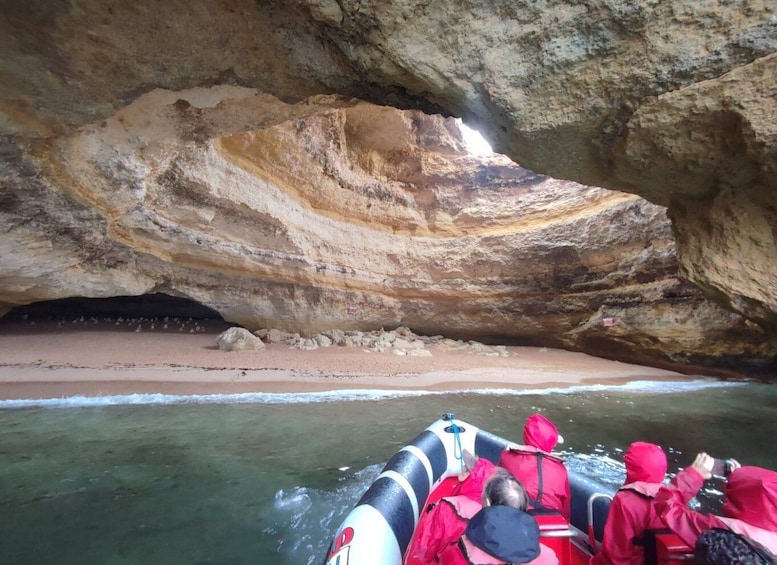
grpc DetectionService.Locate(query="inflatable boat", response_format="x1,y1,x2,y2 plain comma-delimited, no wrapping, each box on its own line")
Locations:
324,414,695,565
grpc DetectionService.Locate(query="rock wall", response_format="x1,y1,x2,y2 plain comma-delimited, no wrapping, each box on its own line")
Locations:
302,0,777,327
1,0,776,374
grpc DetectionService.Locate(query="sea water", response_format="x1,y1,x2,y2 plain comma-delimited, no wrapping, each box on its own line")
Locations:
1,380,775,565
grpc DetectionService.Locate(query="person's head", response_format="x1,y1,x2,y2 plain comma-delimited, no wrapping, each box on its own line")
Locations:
722,466,777,531
465,505,540,564
523,414,561,452
624,441,668,484
482,467,528,510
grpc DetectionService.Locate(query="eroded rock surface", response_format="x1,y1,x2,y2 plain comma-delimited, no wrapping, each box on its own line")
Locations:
1,1,776,374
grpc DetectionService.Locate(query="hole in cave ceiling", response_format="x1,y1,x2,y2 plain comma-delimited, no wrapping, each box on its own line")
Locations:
457,119,494,157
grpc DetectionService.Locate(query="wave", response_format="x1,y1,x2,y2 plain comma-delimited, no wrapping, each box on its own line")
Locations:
0,378,745,409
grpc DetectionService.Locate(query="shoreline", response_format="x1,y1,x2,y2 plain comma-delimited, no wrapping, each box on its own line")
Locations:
0,364,674,400
0,320,717,400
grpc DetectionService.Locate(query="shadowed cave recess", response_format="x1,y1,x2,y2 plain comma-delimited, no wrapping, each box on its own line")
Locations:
2,294,225,323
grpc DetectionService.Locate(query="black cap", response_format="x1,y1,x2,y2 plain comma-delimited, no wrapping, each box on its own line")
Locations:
465,506,541,563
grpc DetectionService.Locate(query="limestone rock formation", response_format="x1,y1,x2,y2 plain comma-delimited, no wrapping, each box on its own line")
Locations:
216,327,265,352
1,0,776,375
308,0,777,327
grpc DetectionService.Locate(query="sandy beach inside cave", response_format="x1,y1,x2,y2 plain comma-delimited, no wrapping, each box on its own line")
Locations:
0,319,707,400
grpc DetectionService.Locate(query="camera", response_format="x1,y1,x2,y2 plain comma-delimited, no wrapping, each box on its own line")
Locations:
711,458,735,477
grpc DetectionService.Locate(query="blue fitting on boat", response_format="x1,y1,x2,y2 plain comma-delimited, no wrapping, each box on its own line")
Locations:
452,423,464,472
443,414,465,473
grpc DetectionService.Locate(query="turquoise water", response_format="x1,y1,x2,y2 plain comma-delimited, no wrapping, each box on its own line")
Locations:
1,380,775,564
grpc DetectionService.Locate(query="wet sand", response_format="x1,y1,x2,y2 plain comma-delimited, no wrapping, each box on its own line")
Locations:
0,320,704,399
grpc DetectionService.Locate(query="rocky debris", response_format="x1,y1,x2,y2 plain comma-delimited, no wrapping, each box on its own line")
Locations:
250,326,511,358
266,329,294,343
216,327,266,352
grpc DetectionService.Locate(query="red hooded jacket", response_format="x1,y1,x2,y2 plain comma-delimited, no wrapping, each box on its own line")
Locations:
654,465,777,554
412,495,482,563
590,442,668,565
411,458,497,562
498,415,570,519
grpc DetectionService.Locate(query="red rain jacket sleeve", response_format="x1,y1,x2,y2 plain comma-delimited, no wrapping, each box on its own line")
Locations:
412,459,495,563
451,457,496,502
412,501,466,563
654,466,728,549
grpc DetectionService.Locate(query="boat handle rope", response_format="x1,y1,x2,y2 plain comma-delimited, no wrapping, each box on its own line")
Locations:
452,422,464,472
442,413,465,473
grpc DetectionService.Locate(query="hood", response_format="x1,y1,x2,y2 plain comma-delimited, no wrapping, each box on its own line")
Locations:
523,414,560,452
624,442,667,484
722,466,777,531
465,506,540,563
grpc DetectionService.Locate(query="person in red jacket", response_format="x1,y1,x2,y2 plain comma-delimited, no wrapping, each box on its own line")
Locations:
410,459,509,563
654,452,777,555
590,441,668,565
449,451,497,502
411,466,558,564
499,414,571,519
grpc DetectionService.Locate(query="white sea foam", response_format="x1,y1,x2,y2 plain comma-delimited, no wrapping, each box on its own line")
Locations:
0,379,745,409
468,378,747,396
